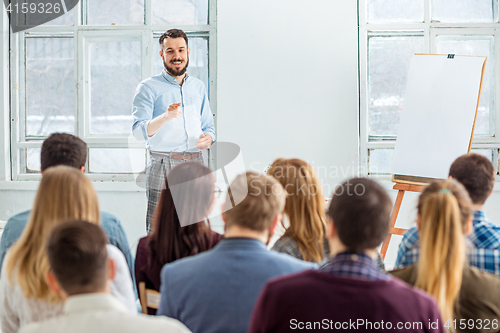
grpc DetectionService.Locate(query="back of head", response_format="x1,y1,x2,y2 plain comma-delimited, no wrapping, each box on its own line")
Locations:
30,166,101,234
327,177,392,252
148,162,214,267
449,153,495,205
267,158,327,263
6,165,100,302
224,172,286,232
415,179,471,323
165,162,214,227
41,133,87,172
47,221,108,295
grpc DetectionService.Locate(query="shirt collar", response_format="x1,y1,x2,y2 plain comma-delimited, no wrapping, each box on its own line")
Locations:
473,210,486,222
161,69,189,85
64,293,127,314
215,237,268,251
322,251,390,281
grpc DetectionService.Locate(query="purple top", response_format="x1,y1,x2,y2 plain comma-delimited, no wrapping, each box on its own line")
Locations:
135,232,222,314
249,255,444,333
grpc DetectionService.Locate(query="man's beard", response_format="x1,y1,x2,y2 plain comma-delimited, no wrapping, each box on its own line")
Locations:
164,57,189,77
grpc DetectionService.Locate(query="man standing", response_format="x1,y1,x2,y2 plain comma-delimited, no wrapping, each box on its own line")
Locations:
132,29,215,232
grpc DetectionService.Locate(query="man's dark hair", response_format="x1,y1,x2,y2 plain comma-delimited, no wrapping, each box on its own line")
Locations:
448,153,495,205
47,220,108,295
327,178,392,252
40,133,87,172
159,29,188,51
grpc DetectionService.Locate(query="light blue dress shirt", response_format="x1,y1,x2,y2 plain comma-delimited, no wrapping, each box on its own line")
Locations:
132,70,215,152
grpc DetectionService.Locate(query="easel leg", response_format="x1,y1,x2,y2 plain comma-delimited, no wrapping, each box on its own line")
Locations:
380,190,405,260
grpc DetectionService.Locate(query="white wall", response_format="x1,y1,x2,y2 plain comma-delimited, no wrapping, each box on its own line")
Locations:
216,0,360,192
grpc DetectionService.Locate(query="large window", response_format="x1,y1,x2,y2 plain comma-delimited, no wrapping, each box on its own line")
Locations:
359,0,499,176
10,0,216,181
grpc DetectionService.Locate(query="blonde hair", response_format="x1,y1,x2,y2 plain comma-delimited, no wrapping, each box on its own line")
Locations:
415,179,471,326
267,158,327,263
224,172,286,232
6,166,100,303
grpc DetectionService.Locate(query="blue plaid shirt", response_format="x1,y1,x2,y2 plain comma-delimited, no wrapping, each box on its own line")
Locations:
323,252,391,281
395,210,500,275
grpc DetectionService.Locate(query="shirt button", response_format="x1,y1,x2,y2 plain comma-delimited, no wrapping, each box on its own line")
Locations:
350,254,359,262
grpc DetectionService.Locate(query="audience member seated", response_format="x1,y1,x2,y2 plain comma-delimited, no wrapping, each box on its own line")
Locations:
267,158,331,266
0,133,134,283
391,179,500,331
249,178,444,333
135,162,222,314
396,153,500,275
157,172,315,333
18,221,190,333
268,158,385,270
0,166,136,333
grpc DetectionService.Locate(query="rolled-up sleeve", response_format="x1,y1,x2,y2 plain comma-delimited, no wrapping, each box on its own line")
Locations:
132,83,155,141
200,87,215,144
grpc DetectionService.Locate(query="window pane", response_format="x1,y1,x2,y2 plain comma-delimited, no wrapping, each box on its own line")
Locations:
26,38,74,136
436,37,493,136
368,0,424,23
25,5,75,26
152,0,208,25
90,41,141,134
153,36,209,89
88,0,144,25
368,36,425,136
472,149,498,173
22,0,68,27
42,6,75,25
89,148,146,173
27,148,41,172
368,149,394,174
432,0,498,22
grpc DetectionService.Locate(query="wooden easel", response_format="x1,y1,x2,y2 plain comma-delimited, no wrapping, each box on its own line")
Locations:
380,180,426,259
380,54,487,260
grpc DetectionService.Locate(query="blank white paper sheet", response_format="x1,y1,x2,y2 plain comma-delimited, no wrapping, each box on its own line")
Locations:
392,54,486,179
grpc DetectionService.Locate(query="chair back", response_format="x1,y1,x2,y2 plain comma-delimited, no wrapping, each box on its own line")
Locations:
139,282,161,314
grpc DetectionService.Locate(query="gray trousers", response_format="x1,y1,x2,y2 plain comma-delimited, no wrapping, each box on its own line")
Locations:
145,152,204,233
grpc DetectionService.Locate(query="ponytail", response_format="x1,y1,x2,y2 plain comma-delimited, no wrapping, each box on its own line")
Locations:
415,180,470,326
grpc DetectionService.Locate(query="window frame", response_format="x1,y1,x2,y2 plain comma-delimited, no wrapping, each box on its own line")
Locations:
9,0,217,181
359,0,500,177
